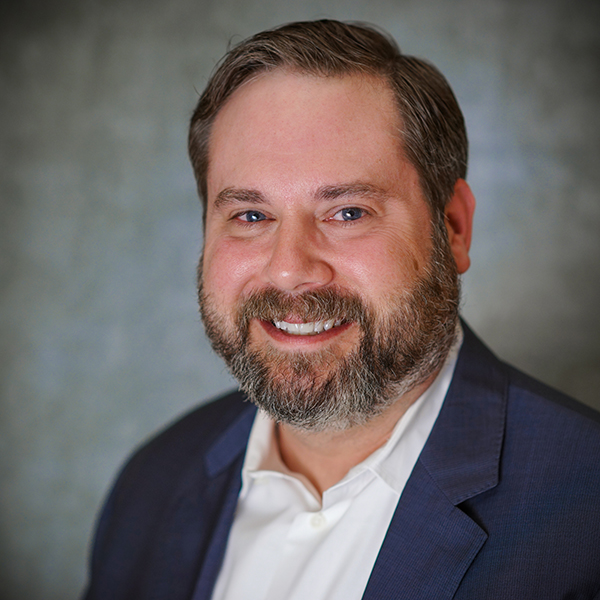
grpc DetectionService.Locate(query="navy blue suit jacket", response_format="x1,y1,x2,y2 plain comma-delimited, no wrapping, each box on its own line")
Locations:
84,325,600,599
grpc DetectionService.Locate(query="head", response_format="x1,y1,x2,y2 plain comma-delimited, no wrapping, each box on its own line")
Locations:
191,21,475,431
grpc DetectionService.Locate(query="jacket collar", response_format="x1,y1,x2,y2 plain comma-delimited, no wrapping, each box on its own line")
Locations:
419,321,507,504
204,400,257,478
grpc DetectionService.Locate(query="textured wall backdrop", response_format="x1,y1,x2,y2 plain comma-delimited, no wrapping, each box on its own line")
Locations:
1,0,599,598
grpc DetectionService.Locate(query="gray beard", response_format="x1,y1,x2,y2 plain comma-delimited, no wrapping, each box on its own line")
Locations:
198,218,460,432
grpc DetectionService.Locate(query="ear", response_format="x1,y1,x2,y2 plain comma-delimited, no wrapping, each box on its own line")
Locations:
444,179,476,274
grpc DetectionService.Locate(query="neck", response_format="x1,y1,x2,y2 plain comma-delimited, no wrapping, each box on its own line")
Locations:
276,374,436,497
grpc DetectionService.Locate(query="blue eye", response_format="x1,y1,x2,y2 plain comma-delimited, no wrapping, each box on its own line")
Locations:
337,207,365,221
238,210,267,223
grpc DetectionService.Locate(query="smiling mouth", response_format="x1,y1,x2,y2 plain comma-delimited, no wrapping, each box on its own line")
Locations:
272,318,344,336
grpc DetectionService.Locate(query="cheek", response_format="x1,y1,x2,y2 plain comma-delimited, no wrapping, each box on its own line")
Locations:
335,229,429,297
201,239,264,303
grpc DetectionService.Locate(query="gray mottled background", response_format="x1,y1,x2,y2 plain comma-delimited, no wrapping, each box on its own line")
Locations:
1,0,599,597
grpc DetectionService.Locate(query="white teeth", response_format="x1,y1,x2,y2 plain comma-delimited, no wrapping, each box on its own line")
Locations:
273,318,341,335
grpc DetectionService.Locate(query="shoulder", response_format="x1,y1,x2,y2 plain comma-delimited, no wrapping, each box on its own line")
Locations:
505,362,600,428
134,389,253,458
113,389,255,495
85,390,256,597
459,322,600,439
501,362,600,486
93,389,255,540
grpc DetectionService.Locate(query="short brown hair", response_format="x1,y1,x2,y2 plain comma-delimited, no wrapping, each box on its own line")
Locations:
188,19,468,220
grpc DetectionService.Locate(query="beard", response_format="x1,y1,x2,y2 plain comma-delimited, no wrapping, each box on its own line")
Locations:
198,217,460,432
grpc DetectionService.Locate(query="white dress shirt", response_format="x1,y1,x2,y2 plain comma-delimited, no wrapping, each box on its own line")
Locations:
211,330,463,600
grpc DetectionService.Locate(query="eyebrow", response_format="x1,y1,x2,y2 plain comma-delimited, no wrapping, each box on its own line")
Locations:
315,183,388,201
214,188,266,209
213,182,389,209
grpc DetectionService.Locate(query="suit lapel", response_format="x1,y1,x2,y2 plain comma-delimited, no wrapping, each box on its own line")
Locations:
362,462,487,600
191,403,258,600
146,400,257,600
363,324,508,599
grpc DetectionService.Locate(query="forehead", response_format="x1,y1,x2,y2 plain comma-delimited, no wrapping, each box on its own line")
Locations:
206,71,405,193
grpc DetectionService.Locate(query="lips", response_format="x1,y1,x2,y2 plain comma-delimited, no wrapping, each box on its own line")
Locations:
273,318,343,336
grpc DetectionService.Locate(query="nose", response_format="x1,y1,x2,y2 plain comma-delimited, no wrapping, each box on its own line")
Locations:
264,220,334,292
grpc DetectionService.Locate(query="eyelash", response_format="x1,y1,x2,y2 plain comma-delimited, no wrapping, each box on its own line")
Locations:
331,207,368,222
233,210,269,224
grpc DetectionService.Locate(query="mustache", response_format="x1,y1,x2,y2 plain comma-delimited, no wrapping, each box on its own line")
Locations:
236,287,367,329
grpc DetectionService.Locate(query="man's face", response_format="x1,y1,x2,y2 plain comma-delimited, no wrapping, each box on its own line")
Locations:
199,71,460,430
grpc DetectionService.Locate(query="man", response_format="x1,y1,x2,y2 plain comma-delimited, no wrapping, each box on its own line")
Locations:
84,20,600,600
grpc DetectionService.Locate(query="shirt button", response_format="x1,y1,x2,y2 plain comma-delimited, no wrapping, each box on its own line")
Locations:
310,513,327,529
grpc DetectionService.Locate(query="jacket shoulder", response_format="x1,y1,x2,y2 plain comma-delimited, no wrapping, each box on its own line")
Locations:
132,390,251,463
84,390,254,599
505,362,600,427
500,362,600,484
108,389,253,504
